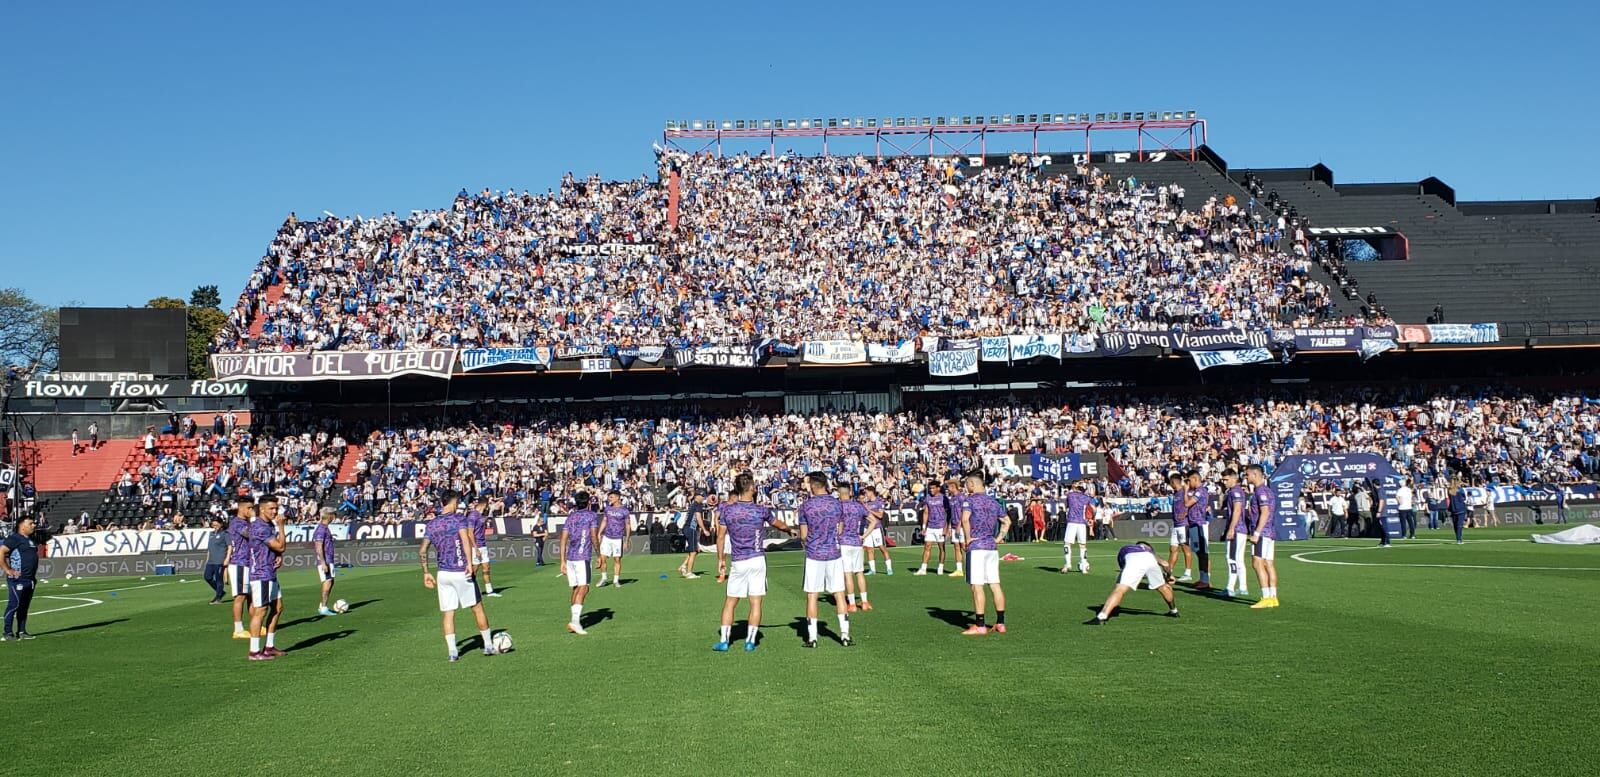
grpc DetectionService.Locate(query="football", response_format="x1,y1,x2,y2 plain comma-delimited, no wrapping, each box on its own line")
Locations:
491,631,513,652
332,599,350,614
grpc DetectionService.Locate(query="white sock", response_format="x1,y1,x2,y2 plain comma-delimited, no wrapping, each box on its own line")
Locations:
838,614,850,637
599,574,608,585
847,593,856,605
937,564,945,574
1096,610,1109,621
746,626,758,644
445,633,457,656
265,632,276,648
860,592,869,603
954,562,964,571
807,619,818,642
719,625,731,643
250,636,261,652
479,629,492,648
234,620,243,631
570,604,582,625
884,559,892,572
868,560,877,572
917,564,926,572
485,583,494,594
1184,568,1193,577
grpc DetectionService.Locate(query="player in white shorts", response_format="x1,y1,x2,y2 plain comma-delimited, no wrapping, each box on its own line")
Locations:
797,472,851,647
860,486,892,576
836,482,878,612
712,473,795,652
596,492,629,588
1219,469,1251,598
1245,465,1281,609
1084,542,1179,625
959,473,1011,635
419,490,495,661
560,492,603,634
1166,472,1195,581
946,478,968,578
225,498,255,639
914,481,950,575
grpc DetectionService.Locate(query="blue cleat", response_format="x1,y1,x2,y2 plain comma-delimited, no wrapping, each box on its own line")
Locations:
743,641,758,653
712,641,730,652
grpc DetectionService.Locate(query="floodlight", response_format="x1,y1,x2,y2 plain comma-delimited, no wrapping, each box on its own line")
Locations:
827,118,838,128
1134,112,1144,121
1187,110,1197,119
721,120,733,130
1053,114,1064,122
867,118,878,128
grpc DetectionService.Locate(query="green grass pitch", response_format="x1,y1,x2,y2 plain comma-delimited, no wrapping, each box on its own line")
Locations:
10,526,1599,776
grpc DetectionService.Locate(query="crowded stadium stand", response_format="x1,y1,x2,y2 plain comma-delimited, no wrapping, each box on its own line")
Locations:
4,116,1598,533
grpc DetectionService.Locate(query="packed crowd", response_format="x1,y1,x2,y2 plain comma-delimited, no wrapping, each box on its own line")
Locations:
60,385,1590,528
219,150,1356,353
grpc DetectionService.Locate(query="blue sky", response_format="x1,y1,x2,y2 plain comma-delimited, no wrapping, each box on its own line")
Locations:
2,1,1595,308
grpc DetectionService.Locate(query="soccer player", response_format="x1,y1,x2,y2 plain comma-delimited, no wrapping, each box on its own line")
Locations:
798,472,851,648
596,491,629,588
712,473,794,652
313,508,338,616
1184,470,1212,589
861,486,892,575
959,473,1011,635
2,515,40,641
945,478,967,578
226,498,254,639
560,492,602,635
678,491,707,579
1220,469,1251,598
464,497,501,597
1061,480,1093,574
1083,541,1179,625
1167,473,1194,582
419,490,495,661
836,483,872,612
246,495,287,661
1245,465,1281,609
914,481,949,575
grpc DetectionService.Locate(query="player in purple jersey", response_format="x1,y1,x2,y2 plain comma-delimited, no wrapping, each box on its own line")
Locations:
1245,465,1281,609
313,508,338,616
226,499,255,639
1166,473,1194,582
419,490,496,661
945,478,967,578
245,495,287,661
959,473,1012,636
1219,470,1251,598
836,483,877,612
914,481,951,575
1083,542,1179,625
860,486,892,576
711,473,794,653
1184,471,1213,589
596,492,630,588
560,492,603,635
798,472,851,648
1061,481,1094,574
464,498,501,597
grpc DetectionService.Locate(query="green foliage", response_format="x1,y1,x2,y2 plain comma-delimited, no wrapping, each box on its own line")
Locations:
144,296,186,310
188,285,221,310
0,287,58,373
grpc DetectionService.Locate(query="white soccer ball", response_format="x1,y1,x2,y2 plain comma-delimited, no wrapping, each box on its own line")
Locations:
491,631,514,652
64,573,74,580
332,599,350,614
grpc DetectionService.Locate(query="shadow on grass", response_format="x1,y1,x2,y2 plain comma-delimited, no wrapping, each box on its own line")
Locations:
924,607,971,629
287,629,355,652
787,616,839,644
35,619,128,635
580,607,615,629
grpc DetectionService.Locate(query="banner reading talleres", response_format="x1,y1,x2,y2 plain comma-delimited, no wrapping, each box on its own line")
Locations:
211,349,456,381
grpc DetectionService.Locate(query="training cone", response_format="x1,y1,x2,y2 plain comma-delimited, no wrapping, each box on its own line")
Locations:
660,573,669,580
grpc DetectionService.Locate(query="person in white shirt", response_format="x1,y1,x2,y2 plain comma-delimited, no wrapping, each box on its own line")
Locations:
1353,488,1373,537
1328,491,1350,537
1395,479,1416,539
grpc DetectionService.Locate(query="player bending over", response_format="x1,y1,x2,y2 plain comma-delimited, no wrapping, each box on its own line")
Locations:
914,481,950,575
960,473,1011,635
419,491,496,662
560,492,603,634
1084,541,1179,625
712,473,794,652
798,472,851,647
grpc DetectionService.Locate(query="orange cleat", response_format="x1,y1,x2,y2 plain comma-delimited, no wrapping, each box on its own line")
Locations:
961,625,988,636
859,601,874,611
847,603,858,613
992,623,1007,634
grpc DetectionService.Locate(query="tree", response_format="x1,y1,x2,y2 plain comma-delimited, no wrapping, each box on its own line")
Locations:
187,307,228,379
146,296,186,310
0,288,58,376
189,285,221,309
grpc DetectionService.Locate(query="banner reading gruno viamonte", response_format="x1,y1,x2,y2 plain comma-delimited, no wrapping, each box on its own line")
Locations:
210,349,456,381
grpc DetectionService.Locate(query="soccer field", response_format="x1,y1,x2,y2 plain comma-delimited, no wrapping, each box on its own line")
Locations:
12,527,1600,776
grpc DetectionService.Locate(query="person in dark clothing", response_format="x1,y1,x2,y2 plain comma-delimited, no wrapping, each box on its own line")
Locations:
1448,479,1470,545
203,517,229,603
530,516,548,566
3,516,40,640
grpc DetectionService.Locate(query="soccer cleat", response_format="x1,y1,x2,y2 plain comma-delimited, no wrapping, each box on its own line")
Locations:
961,625,988,636
840,637,854,647
859,601,874,611
1193,581,1211,590
1249,598,1274,609
1060,566,1072,574
1165,610,1180,618
263,647,285,657
248,651,274,661
885,569,893,576
567,623,589,636
1177,573,1194,583
318,607,335,616
682,572,699,579
847,603,858,613
992,624,1007,634
596,579,607,588
1266,597,1281,608
448,654,460,663
948,570,964,577
486,591,503,598
743,641,758,653
1081,565,1090,575
1082,617,1104,626
864,570,876,575
16,632,35,640
912,569,927,576
715,576,726,583
712,641,731,652
482,647,498,657
802,640,817,649
232,629,251,640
